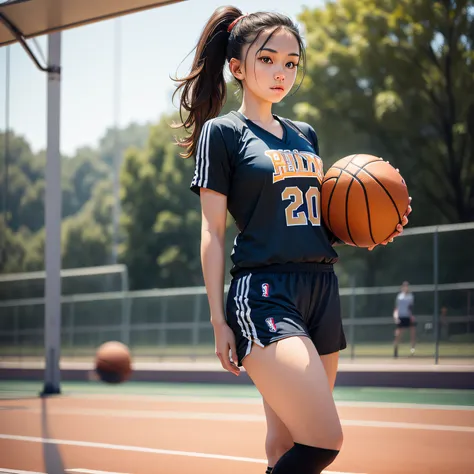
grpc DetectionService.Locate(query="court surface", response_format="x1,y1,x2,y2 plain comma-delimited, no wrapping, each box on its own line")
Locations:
0,381,473,474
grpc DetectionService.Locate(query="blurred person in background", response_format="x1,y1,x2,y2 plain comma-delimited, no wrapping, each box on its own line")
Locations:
393,281,416,357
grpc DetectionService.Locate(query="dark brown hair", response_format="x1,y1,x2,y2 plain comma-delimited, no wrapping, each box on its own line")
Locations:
172,6,305,158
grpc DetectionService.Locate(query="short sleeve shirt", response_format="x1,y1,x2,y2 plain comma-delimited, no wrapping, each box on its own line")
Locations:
395,292,414,318
190,111,338,275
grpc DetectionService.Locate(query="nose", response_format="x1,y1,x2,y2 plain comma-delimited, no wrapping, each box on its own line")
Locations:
274,71,285,81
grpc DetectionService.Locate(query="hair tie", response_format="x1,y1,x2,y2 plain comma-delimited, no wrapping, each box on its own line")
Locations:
227,14,248,33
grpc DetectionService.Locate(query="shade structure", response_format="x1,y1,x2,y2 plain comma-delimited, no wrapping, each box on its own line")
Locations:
0,0,183,46
0,0,185,395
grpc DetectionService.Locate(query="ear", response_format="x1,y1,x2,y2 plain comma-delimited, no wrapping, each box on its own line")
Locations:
229,58,244,81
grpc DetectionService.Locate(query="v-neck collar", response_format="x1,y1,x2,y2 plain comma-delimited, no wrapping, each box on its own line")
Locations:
232,111,288,144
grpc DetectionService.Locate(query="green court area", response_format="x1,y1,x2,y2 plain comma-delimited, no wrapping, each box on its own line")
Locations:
1,342,473,359
0,381,473,406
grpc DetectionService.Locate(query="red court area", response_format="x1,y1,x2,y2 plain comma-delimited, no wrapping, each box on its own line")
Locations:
0,394,473,474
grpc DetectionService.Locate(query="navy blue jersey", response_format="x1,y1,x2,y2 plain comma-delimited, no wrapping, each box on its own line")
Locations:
191,111,338,275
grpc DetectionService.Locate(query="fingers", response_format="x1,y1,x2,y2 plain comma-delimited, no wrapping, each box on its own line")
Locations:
230,341,239,368
405,198,413,218
216,348,240,376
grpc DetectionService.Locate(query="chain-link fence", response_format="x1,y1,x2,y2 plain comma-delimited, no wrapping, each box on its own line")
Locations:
0,224,473,362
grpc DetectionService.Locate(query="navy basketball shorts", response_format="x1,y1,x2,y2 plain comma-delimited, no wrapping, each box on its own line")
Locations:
226,263,347,366
397,317,415,328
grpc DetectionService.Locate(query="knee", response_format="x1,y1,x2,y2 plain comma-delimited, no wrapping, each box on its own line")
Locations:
308,423,343,451
326,424,344,451
265,431,293,461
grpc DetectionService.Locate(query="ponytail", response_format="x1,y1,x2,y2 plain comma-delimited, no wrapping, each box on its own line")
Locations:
172,6,243,158
172,7,305,159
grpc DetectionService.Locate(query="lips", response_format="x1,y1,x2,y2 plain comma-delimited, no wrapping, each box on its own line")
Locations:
271,86,285,91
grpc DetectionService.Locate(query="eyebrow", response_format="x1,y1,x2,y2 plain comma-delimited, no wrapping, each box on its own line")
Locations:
258,47,300,57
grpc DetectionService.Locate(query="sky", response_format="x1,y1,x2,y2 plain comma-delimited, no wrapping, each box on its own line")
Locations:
0,0,324,156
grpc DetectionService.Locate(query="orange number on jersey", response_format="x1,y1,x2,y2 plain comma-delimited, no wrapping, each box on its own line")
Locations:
281,186,321,227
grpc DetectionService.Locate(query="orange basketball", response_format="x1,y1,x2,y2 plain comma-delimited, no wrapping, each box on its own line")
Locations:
95,341,132,384
321,154,409,247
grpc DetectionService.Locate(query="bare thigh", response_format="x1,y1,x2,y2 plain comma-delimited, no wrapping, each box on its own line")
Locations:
244,336,343,450
262,350,340,449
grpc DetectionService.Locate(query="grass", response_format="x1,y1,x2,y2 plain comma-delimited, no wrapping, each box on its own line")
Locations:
0,342,472,360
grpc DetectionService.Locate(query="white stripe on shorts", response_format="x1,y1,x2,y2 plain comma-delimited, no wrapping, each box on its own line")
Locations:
234,277,251,341
242,274,263,347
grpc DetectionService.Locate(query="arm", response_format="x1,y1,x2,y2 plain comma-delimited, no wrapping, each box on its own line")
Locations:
409,294,415,321
200,188,227,325
200,188,240,375
393,296,399,321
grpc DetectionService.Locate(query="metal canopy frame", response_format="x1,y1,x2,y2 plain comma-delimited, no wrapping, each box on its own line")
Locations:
0,0,185,395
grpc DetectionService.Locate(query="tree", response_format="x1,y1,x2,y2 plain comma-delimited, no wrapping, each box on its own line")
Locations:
0,132,45,232
61,180,114,269
295,0,473,224
120,114,203,289
0,216,27,273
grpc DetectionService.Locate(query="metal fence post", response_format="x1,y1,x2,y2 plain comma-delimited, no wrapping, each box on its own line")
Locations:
191,294,202,360
158,297,168,358
13,305,19,347
121,292,131,346
69,298,75,357
349,275,356,360
434,228,440,364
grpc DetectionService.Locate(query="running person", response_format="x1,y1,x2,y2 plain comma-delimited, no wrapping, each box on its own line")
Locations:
173,7,411,473
393,281,416,358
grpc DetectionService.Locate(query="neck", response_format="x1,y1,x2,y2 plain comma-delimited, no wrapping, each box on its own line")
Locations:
238,89,274,124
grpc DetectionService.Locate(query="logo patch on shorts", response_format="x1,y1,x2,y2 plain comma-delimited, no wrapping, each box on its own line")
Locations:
261,283,270,297
265,317,277,333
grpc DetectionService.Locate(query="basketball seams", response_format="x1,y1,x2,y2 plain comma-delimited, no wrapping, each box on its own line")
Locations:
324,175,341,233
346,158,404,222
344,179,357,246
323,154,406,247
338,169,376,246
323,155,356,234
358,167,404,223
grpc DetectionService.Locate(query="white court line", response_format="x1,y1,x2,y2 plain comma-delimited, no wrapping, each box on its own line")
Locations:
0,470,45,474
66,470,130,473
0,470,129,474
342,419,474,433
18,407,474,432
67,393,474,411
0,437,364,474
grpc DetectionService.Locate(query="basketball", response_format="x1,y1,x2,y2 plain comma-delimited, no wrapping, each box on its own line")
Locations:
321,154,410,247
95,341,132,384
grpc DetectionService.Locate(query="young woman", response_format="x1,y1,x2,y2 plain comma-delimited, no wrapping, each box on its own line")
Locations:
174,7,410,473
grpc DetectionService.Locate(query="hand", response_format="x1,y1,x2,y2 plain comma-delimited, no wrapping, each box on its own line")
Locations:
368,196,412,251
213,321,240,376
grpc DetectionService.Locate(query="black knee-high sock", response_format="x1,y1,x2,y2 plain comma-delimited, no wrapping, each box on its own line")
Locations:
272,443,339,474
265,468,273,474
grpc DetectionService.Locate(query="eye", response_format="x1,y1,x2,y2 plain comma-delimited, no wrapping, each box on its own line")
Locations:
286,61,299,69
259,56,273,64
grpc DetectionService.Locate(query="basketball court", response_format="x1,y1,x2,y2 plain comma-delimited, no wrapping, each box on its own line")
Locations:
1,2,473,473
0,381,473,474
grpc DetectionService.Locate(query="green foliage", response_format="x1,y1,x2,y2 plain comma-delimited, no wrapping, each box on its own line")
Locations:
293,0,473,225
120,114,203,289
1,0,472,293
0,216,27,273
288,0,474,286
0,123,150,275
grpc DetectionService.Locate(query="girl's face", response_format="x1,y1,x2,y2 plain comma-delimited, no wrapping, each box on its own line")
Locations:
232,28,301,104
